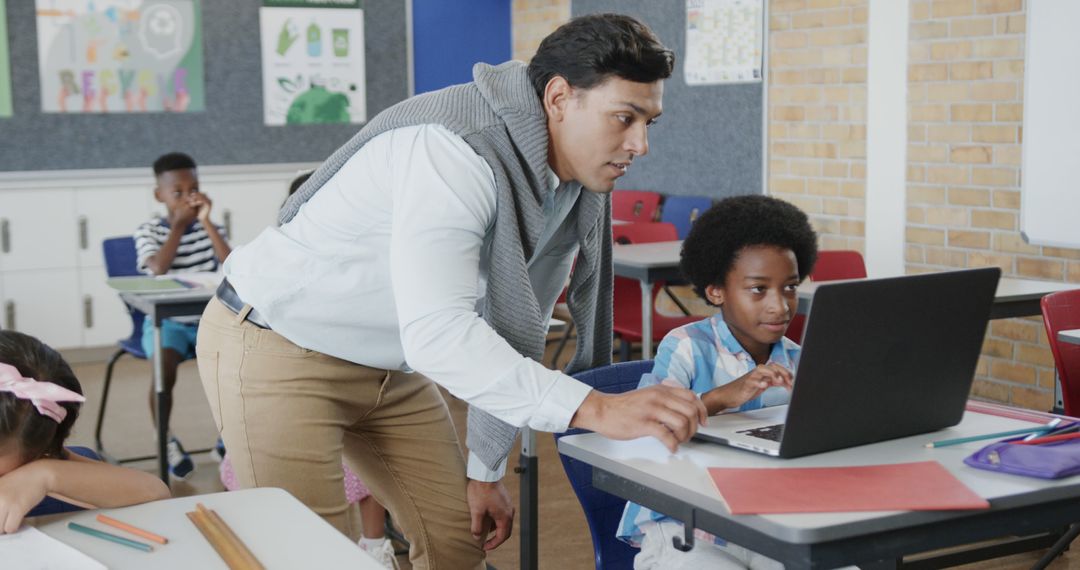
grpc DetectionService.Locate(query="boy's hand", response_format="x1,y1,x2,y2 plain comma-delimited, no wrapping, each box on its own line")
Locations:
189,193,213,222
0,462,49,533
570,385,708,452
704,364,793,414
169,199,198,227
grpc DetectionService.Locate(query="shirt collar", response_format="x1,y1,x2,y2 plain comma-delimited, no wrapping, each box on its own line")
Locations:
709,314,798,370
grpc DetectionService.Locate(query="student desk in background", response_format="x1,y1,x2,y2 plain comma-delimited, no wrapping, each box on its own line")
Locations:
36,488,383,569
558,410,1080,569
1060,329,1080,346
116,285,214,483
611,239,1079,358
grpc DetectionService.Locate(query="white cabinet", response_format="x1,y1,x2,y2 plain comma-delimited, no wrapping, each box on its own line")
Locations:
1,269,83,348
0,163,314,348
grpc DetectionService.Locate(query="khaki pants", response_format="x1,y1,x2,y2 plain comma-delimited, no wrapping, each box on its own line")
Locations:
196,298,484,569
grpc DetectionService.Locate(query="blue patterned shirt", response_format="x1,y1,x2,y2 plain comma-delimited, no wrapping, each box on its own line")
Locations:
616,314,801,547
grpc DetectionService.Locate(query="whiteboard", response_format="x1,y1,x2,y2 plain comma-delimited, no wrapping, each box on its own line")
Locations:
1020,0,1080,248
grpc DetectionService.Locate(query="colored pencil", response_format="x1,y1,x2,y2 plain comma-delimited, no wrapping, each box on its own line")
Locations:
197,503,264,570
96,514,168,544
1012,432,1080,446
67,521,153,552
925,425,1055,448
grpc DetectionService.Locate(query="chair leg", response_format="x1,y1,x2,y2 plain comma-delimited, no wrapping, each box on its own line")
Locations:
619,337,632,362
1033,524,1080,570
95,349,127,454
549,322,576,368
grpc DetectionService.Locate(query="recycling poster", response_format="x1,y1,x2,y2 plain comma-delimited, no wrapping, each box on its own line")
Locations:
35,0,205,113
260,0,365,125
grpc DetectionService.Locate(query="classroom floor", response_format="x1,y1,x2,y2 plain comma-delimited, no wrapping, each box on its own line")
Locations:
64,339,1078,569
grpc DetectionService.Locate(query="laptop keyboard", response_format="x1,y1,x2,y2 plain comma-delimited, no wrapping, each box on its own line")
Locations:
736,423,785,442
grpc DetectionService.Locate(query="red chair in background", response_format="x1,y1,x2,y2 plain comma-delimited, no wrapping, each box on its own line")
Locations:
611,190,661,223
785,250,868,344
611,222,700,361
1041,289,1080,416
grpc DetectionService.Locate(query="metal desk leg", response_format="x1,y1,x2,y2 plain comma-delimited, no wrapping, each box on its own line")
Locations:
517,427,539,570
641,280,653,359
153,311,170,484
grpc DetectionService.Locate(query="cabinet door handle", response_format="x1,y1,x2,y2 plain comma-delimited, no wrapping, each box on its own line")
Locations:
223,210,233,240
83,295,94,329
78,216,88,250
1,218,9,253
4,301,14,331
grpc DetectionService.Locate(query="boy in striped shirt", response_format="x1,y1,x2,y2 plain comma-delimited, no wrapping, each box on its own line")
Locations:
134,152,230,479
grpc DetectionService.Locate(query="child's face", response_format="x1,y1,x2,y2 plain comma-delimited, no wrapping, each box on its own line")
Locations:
154,168,201,213
706,245,800,363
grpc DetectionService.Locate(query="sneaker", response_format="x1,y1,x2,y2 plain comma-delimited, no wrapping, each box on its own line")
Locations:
358,537,400,569
166,437,195,480
211,437,226,463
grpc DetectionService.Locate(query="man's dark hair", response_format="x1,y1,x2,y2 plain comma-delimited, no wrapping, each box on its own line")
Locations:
153,152,197,176
680,195,819,305
527,13,674,98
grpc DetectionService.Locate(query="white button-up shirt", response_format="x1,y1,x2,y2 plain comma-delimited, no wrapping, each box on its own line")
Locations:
225,124,594,480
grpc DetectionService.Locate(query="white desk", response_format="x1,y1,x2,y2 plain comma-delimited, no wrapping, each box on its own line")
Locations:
116,286,215,482
1060,329,1080,346
558,410,1080,569
37,488,382,569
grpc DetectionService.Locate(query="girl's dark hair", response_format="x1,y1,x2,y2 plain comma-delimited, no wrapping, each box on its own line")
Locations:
0,331,82,462
680,195,819,305
527,13,674,99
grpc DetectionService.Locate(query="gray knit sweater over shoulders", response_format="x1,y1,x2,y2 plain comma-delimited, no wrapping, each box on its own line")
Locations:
280,61,613,470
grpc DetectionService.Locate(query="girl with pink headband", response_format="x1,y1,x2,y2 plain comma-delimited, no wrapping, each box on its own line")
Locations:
0,330,170,533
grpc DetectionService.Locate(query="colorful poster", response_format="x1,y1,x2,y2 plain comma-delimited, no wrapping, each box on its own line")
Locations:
260,0,365,125
35,0,205,113
0,1,12,118
685,0,763,85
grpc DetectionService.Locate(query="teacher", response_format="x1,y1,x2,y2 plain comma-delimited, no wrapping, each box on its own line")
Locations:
196,13,706,569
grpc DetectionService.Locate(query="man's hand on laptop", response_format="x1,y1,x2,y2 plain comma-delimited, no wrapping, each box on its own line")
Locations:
570,385,708,452
701,364,793,415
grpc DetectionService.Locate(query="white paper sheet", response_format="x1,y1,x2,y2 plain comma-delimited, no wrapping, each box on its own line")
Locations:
0,526,106,570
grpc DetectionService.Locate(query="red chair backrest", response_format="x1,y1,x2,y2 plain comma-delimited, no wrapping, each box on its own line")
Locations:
1041,289,1080,416
785,250,868,343
612,221,678,245
612,190,662,223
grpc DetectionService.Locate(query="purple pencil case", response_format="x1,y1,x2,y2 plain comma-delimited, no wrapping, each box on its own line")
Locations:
964,438,1080,479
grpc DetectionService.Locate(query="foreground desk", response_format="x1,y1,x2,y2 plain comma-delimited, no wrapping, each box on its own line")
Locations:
119,287,214,483
37,488,381,569
559,411,1080,569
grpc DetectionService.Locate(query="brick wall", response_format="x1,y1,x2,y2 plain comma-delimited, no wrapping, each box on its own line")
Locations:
767,0,870,253
511,0,570,62
906,0,1078,410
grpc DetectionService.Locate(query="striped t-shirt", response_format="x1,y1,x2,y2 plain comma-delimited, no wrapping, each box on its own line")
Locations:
135,217,226,275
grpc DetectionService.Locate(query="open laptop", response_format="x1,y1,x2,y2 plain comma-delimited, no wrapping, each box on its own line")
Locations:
694,267,1001,458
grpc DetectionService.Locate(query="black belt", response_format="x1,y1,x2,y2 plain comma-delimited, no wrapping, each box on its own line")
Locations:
216,279,271,329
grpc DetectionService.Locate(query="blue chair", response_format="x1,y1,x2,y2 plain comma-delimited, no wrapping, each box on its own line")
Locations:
659,196,713,239
554,360,653,570
26,446,102,517
94,237,148,456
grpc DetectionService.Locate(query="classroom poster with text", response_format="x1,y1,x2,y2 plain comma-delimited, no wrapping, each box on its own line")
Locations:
35,0,205,113
0,1,12,118
260,0,366,126
685,0,763,85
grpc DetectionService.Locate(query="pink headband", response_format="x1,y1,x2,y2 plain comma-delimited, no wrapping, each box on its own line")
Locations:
0,362,85,423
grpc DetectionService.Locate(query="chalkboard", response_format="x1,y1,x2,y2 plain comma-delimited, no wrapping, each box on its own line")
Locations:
1020,0,1080,249
0,0,409,172
572,0,765,199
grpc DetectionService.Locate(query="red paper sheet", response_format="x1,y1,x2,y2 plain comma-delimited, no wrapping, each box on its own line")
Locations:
708,461,990,515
